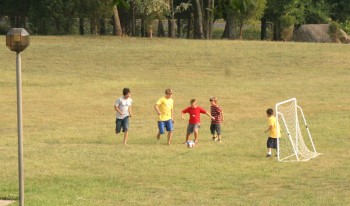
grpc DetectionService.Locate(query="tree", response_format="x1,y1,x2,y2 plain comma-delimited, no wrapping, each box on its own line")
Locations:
264,0,306,40
1,0,30,28
29,0,79,34
194,0,205,38
231,0,266,39
133,0,170,37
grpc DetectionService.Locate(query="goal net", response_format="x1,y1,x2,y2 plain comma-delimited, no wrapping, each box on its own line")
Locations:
276,98,321,162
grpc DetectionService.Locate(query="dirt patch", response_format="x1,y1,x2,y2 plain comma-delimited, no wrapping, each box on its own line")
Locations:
0,200,15,206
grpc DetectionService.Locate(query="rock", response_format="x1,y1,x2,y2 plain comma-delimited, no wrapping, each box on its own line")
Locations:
292,24,349,43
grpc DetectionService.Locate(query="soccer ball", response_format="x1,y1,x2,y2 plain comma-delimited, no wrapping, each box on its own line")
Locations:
186,140,195,148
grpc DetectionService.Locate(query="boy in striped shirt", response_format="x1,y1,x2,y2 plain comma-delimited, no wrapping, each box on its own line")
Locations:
209,97,224,142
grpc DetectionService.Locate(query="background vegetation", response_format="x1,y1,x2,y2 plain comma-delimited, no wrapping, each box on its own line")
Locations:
0,0,349,39
1,36,350,205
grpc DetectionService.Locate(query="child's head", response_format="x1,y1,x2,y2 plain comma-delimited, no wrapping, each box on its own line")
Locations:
266,108,273,117
123,88,131,98
190,99,197,107
209,97,217,105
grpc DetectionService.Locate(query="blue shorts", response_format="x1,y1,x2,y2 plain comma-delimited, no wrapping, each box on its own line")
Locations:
116,116,129,133
158,119,174,134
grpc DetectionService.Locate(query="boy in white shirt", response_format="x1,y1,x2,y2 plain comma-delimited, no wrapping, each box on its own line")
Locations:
115,88,132,145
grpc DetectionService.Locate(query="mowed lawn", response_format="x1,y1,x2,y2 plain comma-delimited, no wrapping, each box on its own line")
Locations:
1,36,350,206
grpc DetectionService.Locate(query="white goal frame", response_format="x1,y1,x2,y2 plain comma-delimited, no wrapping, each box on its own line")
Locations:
276,98,321,162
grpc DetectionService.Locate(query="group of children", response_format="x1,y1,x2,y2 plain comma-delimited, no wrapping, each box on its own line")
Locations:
114,88,224,146
114,88,279,157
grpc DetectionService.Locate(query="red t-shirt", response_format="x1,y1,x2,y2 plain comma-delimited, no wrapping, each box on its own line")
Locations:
182,106,207,124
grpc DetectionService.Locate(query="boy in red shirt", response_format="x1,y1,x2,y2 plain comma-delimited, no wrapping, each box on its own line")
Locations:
181,99,214,144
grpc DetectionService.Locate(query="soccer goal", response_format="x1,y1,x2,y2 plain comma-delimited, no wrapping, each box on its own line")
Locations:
276,98,321,162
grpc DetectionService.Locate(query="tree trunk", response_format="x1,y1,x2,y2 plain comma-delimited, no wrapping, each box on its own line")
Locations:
169,0,175,38
131,2,136,36
100,18,106,35
158,19,165,37
209,0,215,38
195,0,204,39
79,18,84,35
261,17,267,40
177,17,181,37
205,0,210,38
113,5,122,36
141,18,145,37
187,11,193,38
222,11,237,39
239,23,243,39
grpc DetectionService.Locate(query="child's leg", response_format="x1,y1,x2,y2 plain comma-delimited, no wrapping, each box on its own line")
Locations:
194,129,199,143
217,134,222,142
185,133,191,142
167,131,172,145
123,131,128,145
210,124,216,140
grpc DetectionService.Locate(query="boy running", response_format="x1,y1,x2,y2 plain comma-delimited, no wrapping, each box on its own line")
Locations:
114,88,132,145
182,99,214,144
209,97,224,142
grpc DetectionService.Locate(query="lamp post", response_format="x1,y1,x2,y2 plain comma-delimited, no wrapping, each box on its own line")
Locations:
6,28,30,206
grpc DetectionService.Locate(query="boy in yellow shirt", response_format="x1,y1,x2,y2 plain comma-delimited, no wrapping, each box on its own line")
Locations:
264,108,280,157
154,89,174,145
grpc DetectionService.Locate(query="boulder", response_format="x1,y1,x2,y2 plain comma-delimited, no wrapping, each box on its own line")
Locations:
292,24,349,43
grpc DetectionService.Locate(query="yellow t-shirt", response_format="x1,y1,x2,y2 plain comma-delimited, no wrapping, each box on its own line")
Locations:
268,116,280,138
156,97,173,121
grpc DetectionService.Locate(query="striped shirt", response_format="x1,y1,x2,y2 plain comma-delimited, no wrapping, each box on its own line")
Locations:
210,105,222,124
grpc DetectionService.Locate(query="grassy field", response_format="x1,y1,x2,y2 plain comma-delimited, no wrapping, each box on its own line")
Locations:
1,36,350,205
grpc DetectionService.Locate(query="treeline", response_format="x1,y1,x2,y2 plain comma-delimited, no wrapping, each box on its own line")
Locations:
0,0,349,40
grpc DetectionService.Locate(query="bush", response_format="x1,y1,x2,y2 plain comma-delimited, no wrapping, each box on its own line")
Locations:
340,21,350,34
329,21,341,39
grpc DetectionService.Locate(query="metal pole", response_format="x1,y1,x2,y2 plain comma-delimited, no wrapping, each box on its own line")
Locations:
16,52,24,206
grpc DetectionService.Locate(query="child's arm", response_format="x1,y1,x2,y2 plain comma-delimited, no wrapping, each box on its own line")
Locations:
220,111,224,122
206,111,215,120
115,105,123,115
128,106,132,118
154,104,161,115
181,112,186,119
264,125,272,133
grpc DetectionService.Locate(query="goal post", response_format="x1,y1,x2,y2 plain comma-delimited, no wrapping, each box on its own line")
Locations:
275,98,321,162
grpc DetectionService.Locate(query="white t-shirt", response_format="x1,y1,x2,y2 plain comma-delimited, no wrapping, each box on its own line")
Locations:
115,97,132,119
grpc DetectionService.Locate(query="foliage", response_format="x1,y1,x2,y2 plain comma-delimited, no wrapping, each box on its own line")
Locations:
340,20,350,34
280,14,295,41
328,21,341,39
327,0,350,22
304,0,330,24
230,0,266,33
28,0,80,35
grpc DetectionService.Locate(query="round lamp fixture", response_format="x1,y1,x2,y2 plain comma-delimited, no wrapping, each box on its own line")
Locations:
6,28,30,53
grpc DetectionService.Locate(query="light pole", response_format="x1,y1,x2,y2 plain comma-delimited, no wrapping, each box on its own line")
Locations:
6,28,30,206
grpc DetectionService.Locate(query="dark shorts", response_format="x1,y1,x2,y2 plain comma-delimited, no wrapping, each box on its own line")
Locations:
210,124,221,135
158,119,174,134
116,116,129,133
187,124,200,134
266,137,278,149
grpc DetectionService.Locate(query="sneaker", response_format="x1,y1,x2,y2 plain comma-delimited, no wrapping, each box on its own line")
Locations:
266,154,272,157
212,136,216,141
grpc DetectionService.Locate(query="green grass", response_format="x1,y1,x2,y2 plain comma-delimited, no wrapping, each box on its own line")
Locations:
1,36,350,205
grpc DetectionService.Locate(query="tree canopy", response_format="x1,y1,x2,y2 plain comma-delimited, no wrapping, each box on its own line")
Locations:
0,0,349,39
